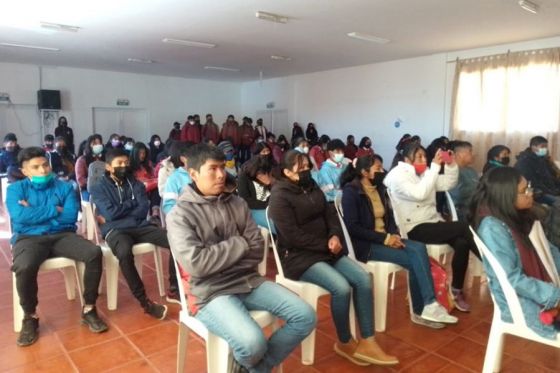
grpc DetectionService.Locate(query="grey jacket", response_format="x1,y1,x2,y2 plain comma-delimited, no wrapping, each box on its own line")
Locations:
166,184,265,314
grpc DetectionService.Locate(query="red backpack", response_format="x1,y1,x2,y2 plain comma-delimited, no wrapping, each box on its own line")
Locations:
429,258,455,312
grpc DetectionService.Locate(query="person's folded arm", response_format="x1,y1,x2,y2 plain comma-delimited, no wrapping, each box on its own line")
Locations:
6,182,58,225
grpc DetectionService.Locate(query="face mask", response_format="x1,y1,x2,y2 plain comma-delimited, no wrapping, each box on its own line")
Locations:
154,140,161,147
536,148,548,157
5,146,15,152
124,144,133,151
31,173,54,186
225,153,234,161
297,169,313,189
370,172,386,186
113,166,130,180
333,153,344,163
501,157,510,166
413,163,427,175
92,144,104,155
111,139,121,147
296,146,310,154
56,146,66,153
189,120,195,125
364,143,372,149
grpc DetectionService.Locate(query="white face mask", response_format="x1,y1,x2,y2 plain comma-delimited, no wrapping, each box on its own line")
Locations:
125,144,133,151
92,144,104,155
154,140,161,147
333,153,344,163
296,146,309,154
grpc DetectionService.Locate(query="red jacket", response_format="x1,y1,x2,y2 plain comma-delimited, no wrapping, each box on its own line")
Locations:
221,122,240,147
169,128,181,141
202,122,220,144
239,124,255,147
309,145,328,170
181,123,201,143
344,144,358,159
355,147,374,158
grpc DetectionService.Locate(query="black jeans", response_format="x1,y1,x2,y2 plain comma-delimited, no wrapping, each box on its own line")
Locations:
12,232,103,314
105,225,178,305
408,221,480,289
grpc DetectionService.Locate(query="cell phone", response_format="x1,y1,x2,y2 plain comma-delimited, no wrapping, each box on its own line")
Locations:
441,150,452,163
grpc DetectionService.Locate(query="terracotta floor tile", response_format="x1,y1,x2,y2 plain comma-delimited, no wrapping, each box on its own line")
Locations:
372,333,427,368
291,328,336,364
149,343,206,373
56,323,122,352
501,335,560,371
434,336,486,372
500,357,556,373
127,321,179,356
312,353,397,373
385,319,459,352
4,354,76,373
107,309,173,335
68,337,142,372
434,361,477,373
0,333,65,371
460,320,491,345
104,358,156,372
399,353,450,373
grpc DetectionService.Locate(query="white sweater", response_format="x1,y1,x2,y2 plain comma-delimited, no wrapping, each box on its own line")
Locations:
384,161,458,234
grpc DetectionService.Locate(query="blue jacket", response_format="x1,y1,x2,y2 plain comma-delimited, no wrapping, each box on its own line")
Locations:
90,174,150,237
478,216,560,339
341,179,398,262
6,177,78,244
162,167,192,215
315,159,348,202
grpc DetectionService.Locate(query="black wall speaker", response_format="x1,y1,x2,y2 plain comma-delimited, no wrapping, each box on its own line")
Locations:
37,90,61,110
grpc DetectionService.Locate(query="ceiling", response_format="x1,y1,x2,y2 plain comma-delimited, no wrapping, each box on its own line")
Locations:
1,0,560,82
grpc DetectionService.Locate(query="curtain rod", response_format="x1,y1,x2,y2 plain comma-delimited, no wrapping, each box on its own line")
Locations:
446,46,560,64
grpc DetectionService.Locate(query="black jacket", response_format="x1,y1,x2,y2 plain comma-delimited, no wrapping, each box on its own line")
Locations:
269,178,343,279
341,179,397,262
515,149,560,196
237,172,269,210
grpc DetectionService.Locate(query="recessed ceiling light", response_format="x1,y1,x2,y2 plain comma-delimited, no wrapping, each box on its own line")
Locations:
0,42,60,51
127,58,154,64
255,11,288,24
347,32,390,44
204,66,240,72
271,55,292,61
162,38,216,48
40,21,81,32
518,0,539,14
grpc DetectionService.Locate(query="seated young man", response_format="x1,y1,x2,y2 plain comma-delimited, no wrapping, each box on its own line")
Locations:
7,147,108,347
166,143,316,372
90,148,180,318
448,141,478,221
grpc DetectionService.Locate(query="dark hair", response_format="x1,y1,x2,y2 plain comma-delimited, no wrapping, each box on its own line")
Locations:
486,145,510,162
401,143,426,163
187,143,225,171
358,136,371,148
469,167,534,236
292,137,307,149
252,142,271,156
318,135,331,146
84,134,104,165
77,140,87,158
150,134,161,144
347,135,354,141
187,115,194,121
327,138,345,152
266,132,276,140
280,150,311,178
54,136,66,144
130,142,151,173
105,148,129,165
18,146,46,166
58,116,68,126
530,136,548,147
449,140,472,152
167,141,192,168
44,134,54,142
340,155,375,187
105,133,122,149
242,156,273,180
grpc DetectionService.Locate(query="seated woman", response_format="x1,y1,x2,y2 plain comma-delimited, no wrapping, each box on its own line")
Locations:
384,142,480,312
471,167,560,339
238,154,276,234
148,134,164,164
341,155,457,327
269,150,398,367
75,134,104,201
482,145,511,174
130,142,160,223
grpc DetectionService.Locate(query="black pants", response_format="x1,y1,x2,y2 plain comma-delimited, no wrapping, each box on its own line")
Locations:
12,232,102,314
105,225,178,305
408,221,480,289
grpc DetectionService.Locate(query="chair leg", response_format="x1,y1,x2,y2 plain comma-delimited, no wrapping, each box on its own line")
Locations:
483,321,506,373
13,272,23,333
73,263,85,308
390,272,396,290
258,230,270,276
373,268,389,333
300,292,319,365
176,323,188,373
153,248,166,297
105,255,120,311
207,334,230,373
349,299,357,339
134,255,144,279
61,266,77,301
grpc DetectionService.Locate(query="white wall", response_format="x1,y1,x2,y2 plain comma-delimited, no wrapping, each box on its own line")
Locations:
0,62,242,147
242,35,560,163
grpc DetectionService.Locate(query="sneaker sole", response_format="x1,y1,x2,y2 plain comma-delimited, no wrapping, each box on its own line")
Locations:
353,352,399,366
81,319,109,333
16,334,38,347
420,315,459,324
165,296,181,305
454,303,471,313
411,317,446,329
156,305,168,320
333,344,371,366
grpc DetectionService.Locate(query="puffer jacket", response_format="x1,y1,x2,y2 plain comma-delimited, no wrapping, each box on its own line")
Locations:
515,148,560,196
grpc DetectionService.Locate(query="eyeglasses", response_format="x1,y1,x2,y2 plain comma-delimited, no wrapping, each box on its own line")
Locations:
519,182,534,196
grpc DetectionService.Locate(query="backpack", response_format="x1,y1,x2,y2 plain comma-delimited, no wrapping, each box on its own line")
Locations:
429,257,455,312
87,160,106,192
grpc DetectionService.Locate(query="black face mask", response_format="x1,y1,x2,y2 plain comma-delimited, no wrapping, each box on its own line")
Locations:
370,172,386,187
364,143,372,149
297,170,313,189
501,157,510,166
113,166,131,180
56,146,66,154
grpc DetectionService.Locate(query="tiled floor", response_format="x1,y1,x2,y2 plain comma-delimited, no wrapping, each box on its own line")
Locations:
1,217,560,372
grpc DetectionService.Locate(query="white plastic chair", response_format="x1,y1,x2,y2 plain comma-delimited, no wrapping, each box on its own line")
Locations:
88,203,166,310
445,192,484,280
173,260,282,373
265,207,356,365
387,189,454,264
334,194,406,332
469,227,560,373
257,226,270,276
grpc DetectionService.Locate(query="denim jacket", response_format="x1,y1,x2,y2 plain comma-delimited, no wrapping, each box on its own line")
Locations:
477,216,560,339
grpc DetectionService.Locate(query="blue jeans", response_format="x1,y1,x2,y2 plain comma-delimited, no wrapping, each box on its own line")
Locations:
251,209,277,234
300,256,373,342
368,239,436,315
195,281,316,373
81,190,90,201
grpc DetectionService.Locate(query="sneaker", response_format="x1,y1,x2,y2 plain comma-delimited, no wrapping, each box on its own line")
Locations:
411,313,446,329
17,316,39,347
353,338,399,366
165,289,181,305
421,302,458,324
334,340,371,366
143,300,168,320
452,288,471,312
81,307,109,333
230,359,249,373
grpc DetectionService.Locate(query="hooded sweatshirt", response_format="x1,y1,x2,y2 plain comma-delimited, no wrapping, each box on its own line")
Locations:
166,184,265,315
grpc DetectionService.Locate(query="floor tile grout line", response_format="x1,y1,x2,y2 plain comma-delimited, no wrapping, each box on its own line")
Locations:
119,324,162,373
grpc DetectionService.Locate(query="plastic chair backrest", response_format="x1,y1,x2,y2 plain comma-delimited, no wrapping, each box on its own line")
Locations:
386,188,408,239
88,203,102,245
333,194,358,261
265,207,285,278
469,226,527,328
445,191,459,222
172,257,189,311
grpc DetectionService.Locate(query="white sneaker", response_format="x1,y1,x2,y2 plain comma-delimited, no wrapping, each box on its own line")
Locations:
421,302,458,324
411,314,445,329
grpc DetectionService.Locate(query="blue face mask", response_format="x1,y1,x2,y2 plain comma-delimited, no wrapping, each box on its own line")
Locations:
536,148,548,157
31,173,54,186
